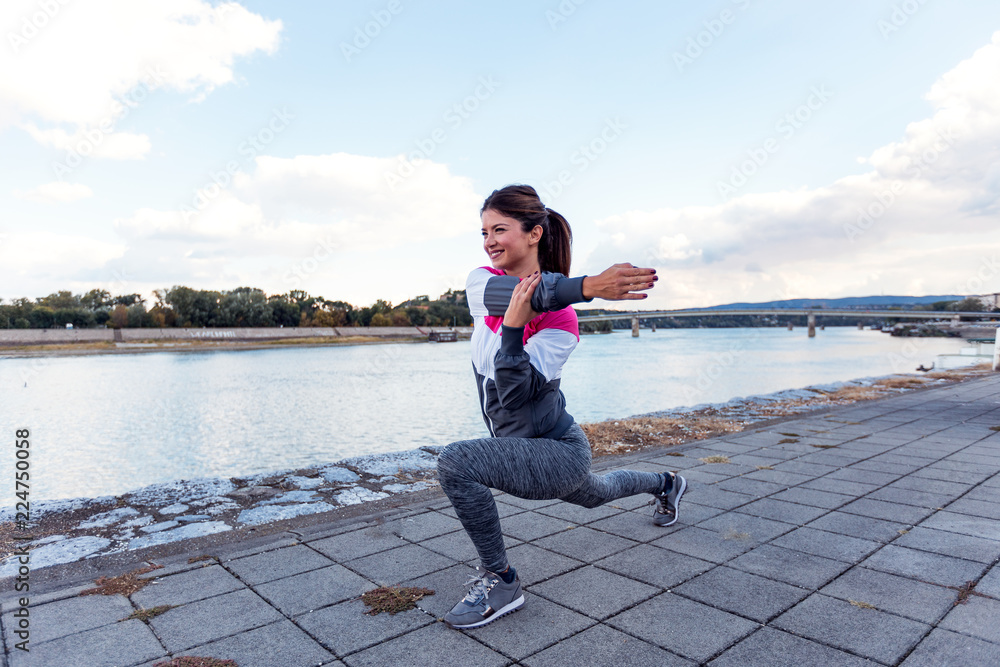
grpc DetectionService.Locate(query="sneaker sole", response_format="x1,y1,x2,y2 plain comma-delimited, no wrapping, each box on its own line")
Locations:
655,476,687,527
444,595,525,629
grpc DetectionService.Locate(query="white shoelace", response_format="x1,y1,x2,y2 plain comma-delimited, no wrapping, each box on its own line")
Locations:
461,571,497,604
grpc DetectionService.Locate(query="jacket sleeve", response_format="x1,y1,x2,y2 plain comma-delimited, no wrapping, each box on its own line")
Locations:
466,268,592,318
493,324,549,410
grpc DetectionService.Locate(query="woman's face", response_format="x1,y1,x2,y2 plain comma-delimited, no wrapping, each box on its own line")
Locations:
481,208,542,274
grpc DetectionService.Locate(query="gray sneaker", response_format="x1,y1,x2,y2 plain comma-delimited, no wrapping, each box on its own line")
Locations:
443,567,524,629
653,472,687,527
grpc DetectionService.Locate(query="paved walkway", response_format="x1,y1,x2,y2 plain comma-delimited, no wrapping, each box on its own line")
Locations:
4,375,1000,666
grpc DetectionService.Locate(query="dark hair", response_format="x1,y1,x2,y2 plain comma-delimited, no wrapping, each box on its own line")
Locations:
480,184,572,276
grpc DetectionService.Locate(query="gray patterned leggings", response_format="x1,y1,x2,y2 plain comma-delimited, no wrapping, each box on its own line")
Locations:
437,422,665,574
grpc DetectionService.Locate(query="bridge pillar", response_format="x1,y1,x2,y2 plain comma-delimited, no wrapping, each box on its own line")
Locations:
807,312,816,338
993,327,999,372
651,323,656,333
951,314,961,326
632,316,640,338
787,322,793,331
857,322,863,330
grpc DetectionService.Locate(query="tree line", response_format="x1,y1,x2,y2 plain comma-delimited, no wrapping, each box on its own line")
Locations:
0,287,472,329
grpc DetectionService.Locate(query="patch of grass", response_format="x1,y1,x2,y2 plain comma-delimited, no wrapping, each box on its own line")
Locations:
79,564,163,597
848,599,877,610
875,376,927,389
152,659,238,667
188,554,218,564
898,529,909,535
723,529,751,541
777,438,799,444
663,451,685,457
953,580,988,606
122,605,174,622
755,465,774,470
581,416,744,455
990,426,1000,432
699,455,731,464
361,586,435,615
811,444,839,449
779,432,800,437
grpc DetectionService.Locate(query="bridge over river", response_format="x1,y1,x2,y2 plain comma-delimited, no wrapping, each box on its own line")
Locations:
577,308,997,338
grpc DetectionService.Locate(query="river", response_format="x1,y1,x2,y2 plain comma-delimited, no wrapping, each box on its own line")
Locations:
0,327,970,502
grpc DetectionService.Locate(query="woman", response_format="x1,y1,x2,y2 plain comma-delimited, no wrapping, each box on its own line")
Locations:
437,184,687,629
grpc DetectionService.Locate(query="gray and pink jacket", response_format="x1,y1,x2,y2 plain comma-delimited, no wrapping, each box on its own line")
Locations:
465,266,594,440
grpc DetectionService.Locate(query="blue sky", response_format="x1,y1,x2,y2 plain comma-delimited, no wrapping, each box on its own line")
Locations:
2,0,999,309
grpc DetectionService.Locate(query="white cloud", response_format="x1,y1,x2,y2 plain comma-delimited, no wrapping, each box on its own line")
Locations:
21,123,151,160
0,0,282,153
14,181,92,202
583,31,1000,308
0,231,125,279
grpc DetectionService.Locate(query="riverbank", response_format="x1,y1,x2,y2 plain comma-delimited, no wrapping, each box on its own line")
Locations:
1,363,992,582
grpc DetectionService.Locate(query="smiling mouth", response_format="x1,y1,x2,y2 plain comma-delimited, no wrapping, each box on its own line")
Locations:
488,249,503,260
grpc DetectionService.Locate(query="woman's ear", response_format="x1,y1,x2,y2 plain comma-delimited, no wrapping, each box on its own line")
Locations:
529,224,543,246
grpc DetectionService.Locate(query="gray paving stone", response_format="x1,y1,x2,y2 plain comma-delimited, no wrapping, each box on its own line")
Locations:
901,627,1000,667
839,498,934,524
770,487,854,509
828,467,901,486
148,588,283,652
651,526,758,564
344,622,507,667
535,500,623,524
501,543,584,586
492,493,560,510
521,623,693,667
465,593,594,661
919,511,1000,542
732,498,829,525
607,592,757,663
6,619,164,667
708,627,873,667
675,469,731,486
866,486,955,509
962,484,1000,503
529,565,657,620
861,545,987,588
728,544,850,589
225,544,335,585
532,526,638,562
820,566,956,624
294,598,433,656
131,563,244,608
587,506,693,542
742,468,816,486
673,565,808,622
771,527,880,563
946,498,1000,520
684,486,754,510
254,563,373,615
911,465,994,484
0,593,134,645
726,453,787,468
175,619,335,666
715,477,787,497
500,511,575,542
594,543,714,589
978,563,1000,599
853,459,919,475
894,525,1000,564
807,510,910,543
800,477,880,497
381,510,465,541
771,460,839,476
772,593,929,664
939,595,1000,644
309,527,408,562
888,476,972,497
418,530,518,564
345,543,455,586
696,512,794,544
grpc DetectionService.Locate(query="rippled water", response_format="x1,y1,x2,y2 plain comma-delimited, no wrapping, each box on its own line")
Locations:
0,327,969,502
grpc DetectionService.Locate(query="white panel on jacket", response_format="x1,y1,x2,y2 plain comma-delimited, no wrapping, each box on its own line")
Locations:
525,328,578,382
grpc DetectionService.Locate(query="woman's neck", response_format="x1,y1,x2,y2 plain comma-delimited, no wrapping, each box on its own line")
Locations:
504,258,541,279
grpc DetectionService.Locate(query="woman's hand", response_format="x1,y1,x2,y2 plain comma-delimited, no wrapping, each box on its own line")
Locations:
503,271,541,328
581,263,658,300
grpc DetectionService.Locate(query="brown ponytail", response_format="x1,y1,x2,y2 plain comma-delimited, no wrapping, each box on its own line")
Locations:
480,184,573,276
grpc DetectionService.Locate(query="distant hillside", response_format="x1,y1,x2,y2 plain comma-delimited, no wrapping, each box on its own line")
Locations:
704,295,967,310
